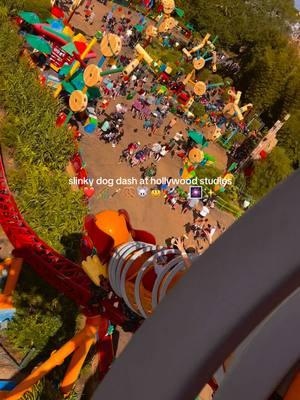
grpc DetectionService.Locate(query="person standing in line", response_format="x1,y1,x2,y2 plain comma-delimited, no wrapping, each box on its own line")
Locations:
198,204,210,220
164,117,177,135
89,8,96,25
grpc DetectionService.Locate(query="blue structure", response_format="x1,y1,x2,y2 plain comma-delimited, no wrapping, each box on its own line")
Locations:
0,381,17,391
0,308,15,328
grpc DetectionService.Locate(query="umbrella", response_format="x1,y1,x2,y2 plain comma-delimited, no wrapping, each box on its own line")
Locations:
188,130,208,147
62,42,79,56
62,81,76,94
175,8,184,17
24,34,52,54
134,24,145,33
43,25,72,42
18,11,40,24
50,19,64,31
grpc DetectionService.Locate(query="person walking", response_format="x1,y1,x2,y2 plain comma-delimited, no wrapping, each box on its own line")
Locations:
164,117,177,135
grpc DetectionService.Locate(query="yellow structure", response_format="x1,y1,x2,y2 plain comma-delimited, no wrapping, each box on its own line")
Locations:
182,33,211,59
182,36,218,106
251,114,290,160
158,16,178,33
123,43,172,76
145,24,158,40
82,255,108,286
223,90,253,121
68,63,103,113
155,0,178,36
161,0,176,14
181,148,204,180
182,69,208,111
54,37,97,98
100,33,122,58
202,124,222,142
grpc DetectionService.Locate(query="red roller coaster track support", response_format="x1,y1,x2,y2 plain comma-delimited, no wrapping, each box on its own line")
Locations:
0,150,95,312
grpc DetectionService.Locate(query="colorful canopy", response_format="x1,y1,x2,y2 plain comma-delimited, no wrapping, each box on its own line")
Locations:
204,153,216,162
24,34,52,54
134,24,145,32
62,42,79,56
188,130,208,147
175,8,184,17
62,80,76,93
43,25,72,42
58,63,72,77
50,19,64,31
18,11,40,24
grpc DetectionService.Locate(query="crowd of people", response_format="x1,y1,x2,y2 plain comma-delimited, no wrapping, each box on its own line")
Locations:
72,0,232,254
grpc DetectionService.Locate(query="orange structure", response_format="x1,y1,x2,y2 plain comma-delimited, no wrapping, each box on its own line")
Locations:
0,258,23,310
83,210,193,319
0,316,109,400
94,210,131,248
284,371,300,400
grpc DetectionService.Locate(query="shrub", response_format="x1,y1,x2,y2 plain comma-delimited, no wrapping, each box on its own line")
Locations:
0,7,87,254
0,59,75,170
6,268,78,356
191,102,206,118
8,165,87,253
248,147,292,201
248,147,292,200
0,0,51,18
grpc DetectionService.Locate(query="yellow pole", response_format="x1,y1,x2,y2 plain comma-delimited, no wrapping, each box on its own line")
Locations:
0,316,101,400
53,37,97,98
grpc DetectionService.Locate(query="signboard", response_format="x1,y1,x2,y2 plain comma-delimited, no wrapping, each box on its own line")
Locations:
50,44,74,72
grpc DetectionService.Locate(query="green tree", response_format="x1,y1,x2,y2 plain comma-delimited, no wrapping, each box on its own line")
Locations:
281,65,300,113
5,268,78,356
248,147,292,200
176,0,297,51
242,45,298,116
277,110,300,168
0,0,51,17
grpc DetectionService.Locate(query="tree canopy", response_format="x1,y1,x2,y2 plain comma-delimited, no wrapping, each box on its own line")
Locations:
248,147,293,200
176,0,297,50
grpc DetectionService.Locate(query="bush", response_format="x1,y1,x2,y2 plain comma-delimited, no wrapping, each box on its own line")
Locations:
191,102,206,118
8,165,87,253
195,164,222,180
0,7,87,253
0,59,75,169
0,0,51,17
147,39,192,74
195,165,242,216
5,268,78,356
248,147,292,201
